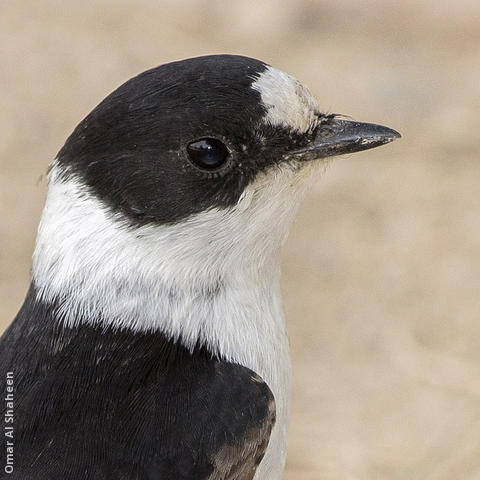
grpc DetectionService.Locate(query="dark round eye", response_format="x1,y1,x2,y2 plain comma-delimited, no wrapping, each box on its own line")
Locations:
187,138,230,170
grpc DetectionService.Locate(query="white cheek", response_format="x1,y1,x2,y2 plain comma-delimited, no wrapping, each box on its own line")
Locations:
236,186,255,212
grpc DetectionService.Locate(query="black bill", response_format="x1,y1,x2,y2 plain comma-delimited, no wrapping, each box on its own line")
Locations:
285,118,401,161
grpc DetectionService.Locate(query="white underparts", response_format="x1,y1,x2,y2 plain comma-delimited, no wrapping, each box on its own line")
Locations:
251,65,322,134
33,161,323,480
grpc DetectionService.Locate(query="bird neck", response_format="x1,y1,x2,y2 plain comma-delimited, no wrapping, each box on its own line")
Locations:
31,172,294,361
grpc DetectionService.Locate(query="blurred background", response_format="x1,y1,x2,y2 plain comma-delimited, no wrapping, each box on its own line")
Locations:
1,1,479,478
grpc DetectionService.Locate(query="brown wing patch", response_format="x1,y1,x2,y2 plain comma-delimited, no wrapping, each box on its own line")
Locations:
208,379,276,480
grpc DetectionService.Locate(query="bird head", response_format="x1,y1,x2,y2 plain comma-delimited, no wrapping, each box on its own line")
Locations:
33,55,400,330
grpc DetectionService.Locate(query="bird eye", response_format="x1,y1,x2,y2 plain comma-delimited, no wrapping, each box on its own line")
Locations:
187,138,230,170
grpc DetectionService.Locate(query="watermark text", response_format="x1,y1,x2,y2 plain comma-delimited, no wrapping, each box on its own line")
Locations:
4,371,14,474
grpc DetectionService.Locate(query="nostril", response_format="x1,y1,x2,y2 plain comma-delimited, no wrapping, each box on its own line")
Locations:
317,126,335,138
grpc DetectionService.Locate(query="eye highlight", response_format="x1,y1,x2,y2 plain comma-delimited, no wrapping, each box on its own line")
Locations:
187,138,230,170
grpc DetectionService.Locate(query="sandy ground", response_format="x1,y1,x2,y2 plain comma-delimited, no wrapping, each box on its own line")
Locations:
1,1,480,478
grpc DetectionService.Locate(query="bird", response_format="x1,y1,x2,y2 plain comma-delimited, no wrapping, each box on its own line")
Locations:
0,54,400,480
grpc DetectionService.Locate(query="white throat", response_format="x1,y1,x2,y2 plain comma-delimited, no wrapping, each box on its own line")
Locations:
33,161,323,479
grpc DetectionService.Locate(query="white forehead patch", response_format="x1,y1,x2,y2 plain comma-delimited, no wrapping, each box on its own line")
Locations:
251,65,321,133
